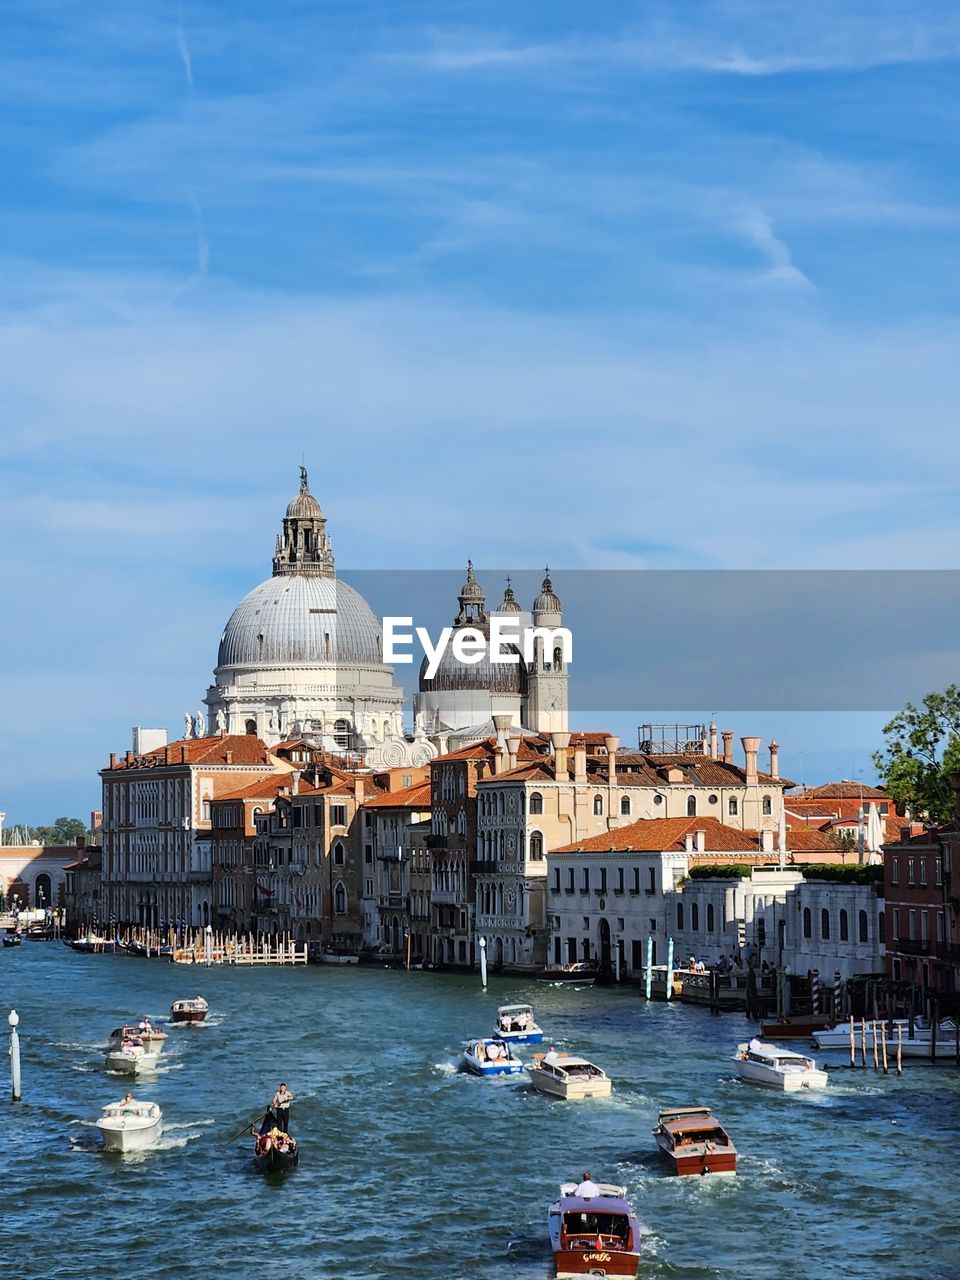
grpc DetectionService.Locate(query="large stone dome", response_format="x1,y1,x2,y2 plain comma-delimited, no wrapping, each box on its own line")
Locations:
418,620,526,695
217,574,383,668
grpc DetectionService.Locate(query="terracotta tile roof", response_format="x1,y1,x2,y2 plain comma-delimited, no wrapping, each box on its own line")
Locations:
551,815,844,857
107,734,276,770
789,780,887,800
362,781,433,810
615,753,792,788
214,775,316,803
430,737,545,765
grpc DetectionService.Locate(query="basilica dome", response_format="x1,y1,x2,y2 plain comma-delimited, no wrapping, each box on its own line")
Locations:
418,634,527,695
217,574,383,668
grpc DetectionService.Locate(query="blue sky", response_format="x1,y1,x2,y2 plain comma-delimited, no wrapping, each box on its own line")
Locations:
2,1,959,823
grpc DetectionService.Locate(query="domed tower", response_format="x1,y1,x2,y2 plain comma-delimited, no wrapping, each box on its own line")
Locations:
526,569,568,734
203,470,408,757
415,563,526,736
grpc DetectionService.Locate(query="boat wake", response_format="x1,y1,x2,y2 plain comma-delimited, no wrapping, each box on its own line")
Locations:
433,1060,460,1076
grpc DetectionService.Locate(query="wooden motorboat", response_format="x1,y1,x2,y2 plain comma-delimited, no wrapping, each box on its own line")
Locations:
761,1015,833,1040
495,1003,544,1044
461,1038,525,1077
548,1180,640,1278
653,1107,737,1176
107,1024,168,1056
254,1111,299,1173
97,1097,163,1152
104,1040,159,1075
536,962,598,986
318,946,359,965
530,1052,612,1100
170,996,208,1023
736,1040,827,1091
2,932,22,948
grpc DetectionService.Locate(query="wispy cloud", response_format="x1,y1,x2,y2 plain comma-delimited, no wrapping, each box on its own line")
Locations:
175,9,194,92
734,207,815,289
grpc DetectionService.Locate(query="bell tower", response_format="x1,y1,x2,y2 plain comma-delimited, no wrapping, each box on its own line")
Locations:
525,569,568,734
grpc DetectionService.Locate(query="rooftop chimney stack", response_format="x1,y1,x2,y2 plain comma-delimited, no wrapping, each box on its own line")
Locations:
604,735,619,784
722,731,734,765
742,736,760,785
573,738,587,784
769,741,780,780
694,828,705,853
761,828,774,853
684,831,695,853
291,769,301,796
551,731,571,781
506,733,522,770
109,752,117,768
709,723,718,760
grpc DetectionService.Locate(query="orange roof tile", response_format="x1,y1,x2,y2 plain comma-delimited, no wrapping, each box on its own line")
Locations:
551,815,844,857
362,782,433,810
106,734,276,770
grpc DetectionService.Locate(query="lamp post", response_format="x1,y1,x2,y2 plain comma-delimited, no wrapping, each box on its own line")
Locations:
478,936,487,988
204,924,213,965
9,1010,21,1102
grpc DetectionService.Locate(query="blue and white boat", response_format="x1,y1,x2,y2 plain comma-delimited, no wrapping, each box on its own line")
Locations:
460,1038,525,1077
494,1003,544,1045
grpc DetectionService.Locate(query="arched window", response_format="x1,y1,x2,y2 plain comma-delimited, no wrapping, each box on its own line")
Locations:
677,902,684,931
334,882,347,915
762,795,772,816
529,832,544,862
333,719,352,750
35,873,52,908
821,908,830,940
686,795,697,817
245,719,257,735
706,903,715,932
839,909,849,941
257,634,264,661
728,796,738,816
858,910,869,943
691,903,700,931
529,792,543,815
553,645,563,671
593,794,603,816
620,796,631,815
333,841,345,867
803,907,812,939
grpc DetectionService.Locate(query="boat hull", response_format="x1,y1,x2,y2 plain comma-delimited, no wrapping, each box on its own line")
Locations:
105,1051,159,1075
97,1118,162,1152
2,935,21,948
553,1248,639,1278
657,1142,737,1176
319,952,359,965
254,1145,300,1173
737,1062,827,1091
530,1069,611,1100
762,1017,833,1040
536,971,597,986
461,1053,524,1077
170,1009,207,1023
497,1029,544,1045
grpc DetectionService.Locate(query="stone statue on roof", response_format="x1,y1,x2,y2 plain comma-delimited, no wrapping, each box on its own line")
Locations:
194,709,207,737
183,713,193,740
299,464,309,493
215,707,227,735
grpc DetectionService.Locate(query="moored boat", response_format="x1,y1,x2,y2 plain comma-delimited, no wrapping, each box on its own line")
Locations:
254,1111,300,1173
812,1016,958,1055
548,1180,640,1278
761,1015,833,1040
170,996,208,1023
736,1039,827,1091
495,1003,544,1044
461,1038,525,1077
65,931,118,954
107,1023,168,1056
318,946,359,965
536,962,598,986
2,932,22,948
97,1096,163,1152
530,1051,612,1100
653,1107,737,1176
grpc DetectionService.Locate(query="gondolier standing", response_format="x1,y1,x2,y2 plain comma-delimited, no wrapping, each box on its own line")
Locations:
272,1083,294,1133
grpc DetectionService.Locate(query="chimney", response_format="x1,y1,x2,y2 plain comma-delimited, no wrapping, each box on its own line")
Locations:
507,733,522,770
573,738,587,784
551,731,571,782
768,741,780,780
684,831,695,853
125,750,133,764
701,727,709,755
604,735,619,784
742,736,760,785
761,829,773,853
291,769,301,796
709,723,718,760
694,828,705,853
225,751,234,765
722,731,734,765
109,752,117,768
492,713,513,751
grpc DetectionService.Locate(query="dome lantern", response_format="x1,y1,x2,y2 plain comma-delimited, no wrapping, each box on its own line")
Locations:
273,466,335,577
533,567,563,615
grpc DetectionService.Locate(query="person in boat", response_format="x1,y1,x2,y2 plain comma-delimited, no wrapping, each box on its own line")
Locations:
576,1172,601,1199
543,1044,559,1064
120,1092,137,1112
474,1041,486,1061
272,1083,294,1133
139,1017,154,1033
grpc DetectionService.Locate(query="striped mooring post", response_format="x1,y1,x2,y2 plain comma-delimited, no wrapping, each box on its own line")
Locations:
833,970,843,1020
810,968,821,1014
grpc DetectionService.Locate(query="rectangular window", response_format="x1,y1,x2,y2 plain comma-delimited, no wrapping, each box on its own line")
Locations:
892,908,900,941
581,868,590,893
567,868,575,892
756,917,765,946
921,912,929,943
632,867,640,894
909,909,917,939
890,857,899,886
330,804,347,827
908,858,915,886
616,867,624,893
599,868,607,893
919,858,928,887
553,868,561,892
365,844,372,864
647,867,656,895
937,912,945,943
936,857,943,886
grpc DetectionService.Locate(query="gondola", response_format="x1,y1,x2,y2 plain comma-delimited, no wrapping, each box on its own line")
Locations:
253,1111,299,1173
2,933,22,948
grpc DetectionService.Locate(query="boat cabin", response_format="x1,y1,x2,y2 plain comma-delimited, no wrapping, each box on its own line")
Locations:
657,1108,730,1150
538,1054,604,1081
497,1004,535,1032
552,1185,635,1250
739,1043,809,1069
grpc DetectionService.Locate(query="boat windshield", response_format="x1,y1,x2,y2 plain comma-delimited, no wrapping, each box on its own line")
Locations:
562,1212,630,1246
563,1062,601,1079
674,1127,728,1146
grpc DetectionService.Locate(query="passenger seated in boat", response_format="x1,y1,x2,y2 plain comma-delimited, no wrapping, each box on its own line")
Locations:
487,1042,502,1060
576,1172,601,1199
474,1042,486,1061
543,1045,559,1064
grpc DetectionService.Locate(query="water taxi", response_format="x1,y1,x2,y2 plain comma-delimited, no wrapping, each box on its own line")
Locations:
494,1003,544,1044
530,1051,612,1100
460,1038,525,1077
104,1041,159,1075
653,1107,737,1176
97,1097,163,1152
548,1180,640,1278
107,1024,168,1056
535,961,598,986
318,946,359,965
736,1039,827,1091
170,996,208,1023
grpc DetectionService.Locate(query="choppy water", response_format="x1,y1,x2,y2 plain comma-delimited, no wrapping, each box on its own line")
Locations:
2,946,959,1280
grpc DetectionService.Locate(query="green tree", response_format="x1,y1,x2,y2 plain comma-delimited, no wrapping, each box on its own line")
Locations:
29,816,89,846
873,684,960,824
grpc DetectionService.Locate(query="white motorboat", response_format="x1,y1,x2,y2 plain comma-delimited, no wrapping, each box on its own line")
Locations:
104,1042,159,1075
318,947,359,965
107,1024,168,1056
494,1003,544,1045
461,1038,526,1077
813,1017,958,1058
529,1051,612,1100
736,1040,827,1091
97,1098,163,1152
